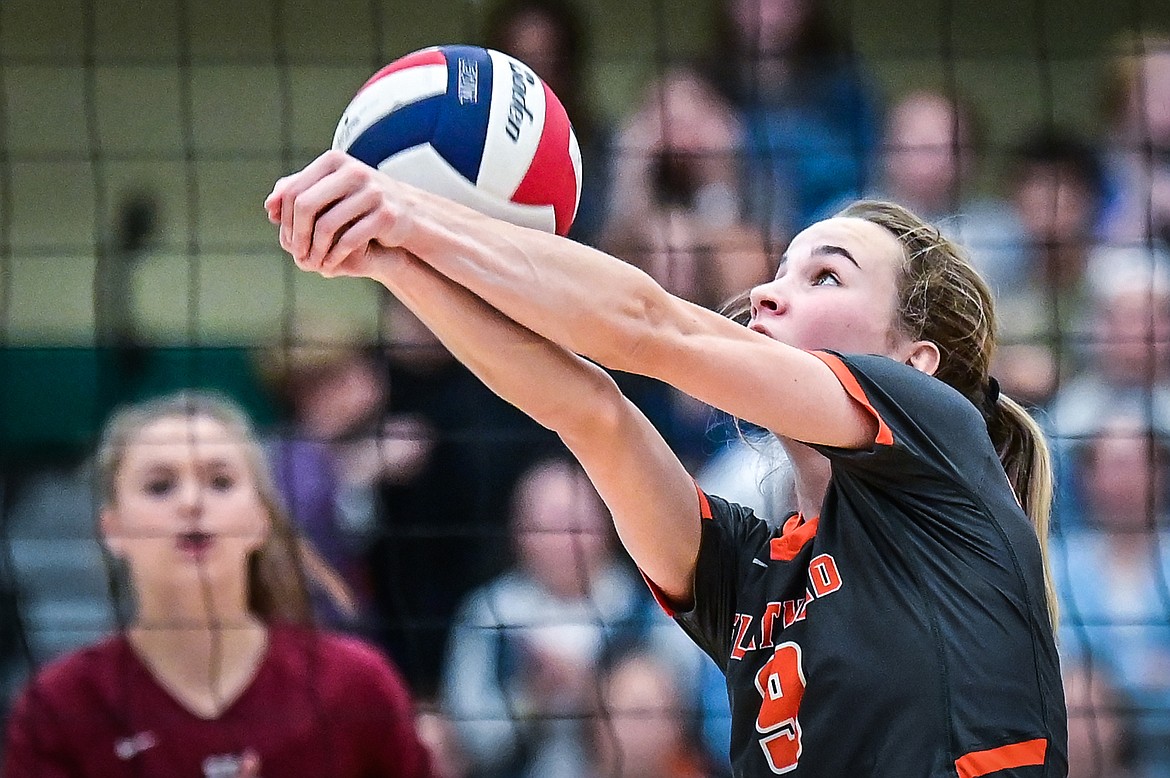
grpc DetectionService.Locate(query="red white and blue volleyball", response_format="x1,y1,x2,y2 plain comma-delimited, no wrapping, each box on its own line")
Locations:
332,45,582,237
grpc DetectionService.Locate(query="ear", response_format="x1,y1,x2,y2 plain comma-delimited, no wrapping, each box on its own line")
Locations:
99,507,124,557
905,340,941,376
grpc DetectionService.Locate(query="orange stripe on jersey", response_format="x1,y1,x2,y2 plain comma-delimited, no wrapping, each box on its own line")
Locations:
770,513,819,561
809,350,893,447
694,481,713,520
639,569,678,618
640,481,713,617
955,738,1048,778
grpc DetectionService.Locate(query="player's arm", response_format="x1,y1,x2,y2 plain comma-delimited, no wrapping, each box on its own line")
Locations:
263,190,702,603
269,152,871,450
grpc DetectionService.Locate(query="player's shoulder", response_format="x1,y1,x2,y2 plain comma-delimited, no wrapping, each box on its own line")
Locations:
703,490,768,524
315,630,395,672
831,351,958,397
267,624,407,693
13,635,125,712
829,351,984,430
698,491,779,550
33,635,122,683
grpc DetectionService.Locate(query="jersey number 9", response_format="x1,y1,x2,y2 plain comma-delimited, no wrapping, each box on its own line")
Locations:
753,641,807,774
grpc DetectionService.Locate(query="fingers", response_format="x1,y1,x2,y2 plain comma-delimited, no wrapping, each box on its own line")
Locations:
288,167,371,266
269,150,416,282
317,208,386,275
263,176,290,224
271,150,349,254
304,185,378,269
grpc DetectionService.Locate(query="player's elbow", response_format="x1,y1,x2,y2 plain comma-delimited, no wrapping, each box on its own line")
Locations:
581,279,685,375
552,370,629,447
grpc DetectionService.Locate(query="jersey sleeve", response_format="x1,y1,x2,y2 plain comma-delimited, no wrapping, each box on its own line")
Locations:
808,351,1004,497
671,493,792,673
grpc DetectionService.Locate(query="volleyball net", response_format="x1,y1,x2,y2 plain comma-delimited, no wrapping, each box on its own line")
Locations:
1,0,1169,774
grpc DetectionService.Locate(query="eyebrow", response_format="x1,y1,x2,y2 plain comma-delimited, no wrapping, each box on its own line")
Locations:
776,244,861,270
138,455,236,471
812,244,860,268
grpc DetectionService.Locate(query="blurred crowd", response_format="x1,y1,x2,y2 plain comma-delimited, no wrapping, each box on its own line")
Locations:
2,0,1169,776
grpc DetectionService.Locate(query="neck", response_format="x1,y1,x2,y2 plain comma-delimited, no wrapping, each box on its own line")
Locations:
780,439,831,517
130,573,264,679
129,615,266,659
135,570,253,629
127,615,269,718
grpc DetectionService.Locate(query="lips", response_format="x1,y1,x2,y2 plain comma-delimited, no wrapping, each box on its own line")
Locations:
176,530,213,555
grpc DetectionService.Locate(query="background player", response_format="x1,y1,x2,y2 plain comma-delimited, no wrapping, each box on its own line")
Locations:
266,151,1067,776
4,391,438,778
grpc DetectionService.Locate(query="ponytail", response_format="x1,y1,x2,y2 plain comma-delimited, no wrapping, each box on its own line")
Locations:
990,395,1058,631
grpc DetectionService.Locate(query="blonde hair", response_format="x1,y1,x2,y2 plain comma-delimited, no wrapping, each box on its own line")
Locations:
836,200,1058,628
97,390,356,624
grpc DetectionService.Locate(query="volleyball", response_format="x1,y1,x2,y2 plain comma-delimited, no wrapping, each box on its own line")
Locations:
332,45,582,237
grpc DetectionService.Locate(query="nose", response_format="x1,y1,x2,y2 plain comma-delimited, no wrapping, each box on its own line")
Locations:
749,279,786,320
175,477,204,518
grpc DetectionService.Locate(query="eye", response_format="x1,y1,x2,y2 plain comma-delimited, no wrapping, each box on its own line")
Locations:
144,476,175,496
209,472,236,492
811,269,840,286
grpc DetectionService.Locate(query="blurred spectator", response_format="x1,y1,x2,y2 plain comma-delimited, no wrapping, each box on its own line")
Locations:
439,455,699,778
869,89,1025,294
1047,251,1170,443
590,645,717,778
993,127,1106,405
706,0,882,239
607,66,745,239
373,296,557,695
1046,250,1170,530
259,322,418,629
1099,33,1170,248
606,207,772,313
484,0,613,247
696,430,792,528
1051,406,1170,777
1064,664,1137,778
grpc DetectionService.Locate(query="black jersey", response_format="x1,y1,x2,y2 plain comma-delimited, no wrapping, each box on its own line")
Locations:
668,352,1067,777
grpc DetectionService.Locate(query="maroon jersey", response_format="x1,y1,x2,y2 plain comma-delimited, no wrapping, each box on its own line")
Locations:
4,625,437,778
655,352,1067,777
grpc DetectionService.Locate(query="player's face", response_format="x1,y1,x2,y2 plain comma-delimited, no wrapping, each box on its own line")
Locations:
102,414,269,585
748,217,907,357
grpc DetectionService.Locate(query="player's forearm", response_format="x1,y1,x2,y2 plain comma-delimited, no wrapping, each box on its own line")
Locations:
396,186,683,375
370,251,615,440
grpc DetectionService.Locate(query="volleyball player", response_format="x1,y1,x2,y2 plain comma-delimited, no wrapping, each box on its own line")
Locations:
4,391,438,778
267,151,1068,776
